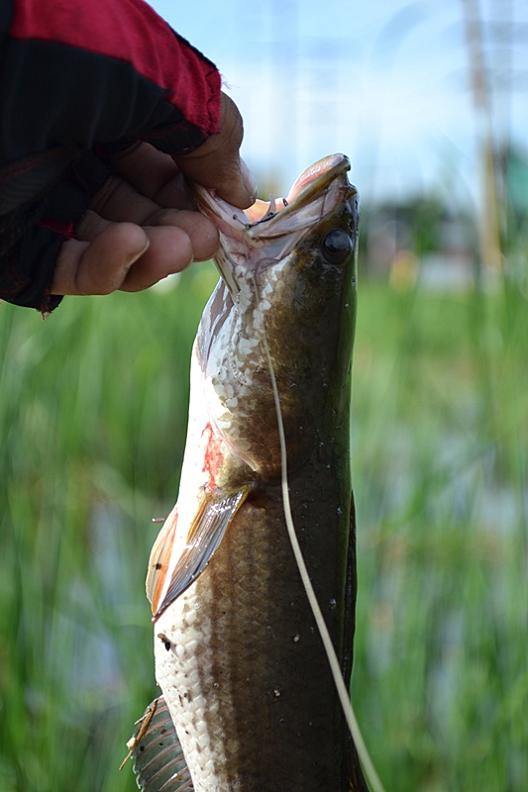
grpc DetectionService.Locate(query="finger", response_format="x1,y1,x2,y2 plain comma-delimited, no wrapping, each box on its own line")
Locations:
89,175,160,224
78,201,218,263
75,209,112,240
146,209,218,261
111,142,193,209
52,221,196,296
175,93,257,210
50,223,149,295
120,225,193,291
86,176,217,256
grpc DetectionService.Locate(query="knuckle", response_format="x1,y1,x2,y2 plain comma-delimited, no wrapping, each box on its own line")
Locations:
90,176,124,215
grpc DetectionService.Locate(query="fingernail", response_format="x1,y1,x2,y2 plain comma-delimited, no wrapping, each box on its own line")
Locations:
241,159,258,202
126,239,150,267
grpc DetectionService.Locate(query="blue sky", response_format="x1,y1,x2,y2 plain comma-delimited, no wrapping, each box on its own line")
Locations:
151,0,528,205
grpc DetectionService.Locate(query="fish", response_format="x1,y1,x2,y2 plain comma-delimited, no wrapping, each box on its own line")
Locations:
125,153,367,791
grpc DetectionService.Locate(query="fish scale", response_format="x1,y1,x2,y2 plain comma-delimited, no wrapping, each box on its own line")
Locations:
155,498,345,790
128,154,367,791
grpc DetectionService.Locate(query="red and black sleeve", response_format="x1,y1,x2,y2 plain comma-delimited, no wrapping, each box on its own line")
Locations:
0,0,221,311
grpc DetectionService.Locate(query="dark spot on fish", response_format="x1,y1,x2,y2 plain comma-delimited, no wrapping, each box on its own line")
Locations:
155,562,162,570
282,198,288,207
157,632,172,651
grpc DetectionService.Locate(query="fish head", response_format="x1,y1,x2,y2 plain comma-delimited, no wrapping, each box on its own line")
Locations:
193,153,359,482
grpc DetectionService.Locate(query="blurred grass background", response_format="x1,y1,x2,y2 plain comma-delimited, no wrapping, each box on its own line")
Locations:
1,263,526,791
2,0,528,790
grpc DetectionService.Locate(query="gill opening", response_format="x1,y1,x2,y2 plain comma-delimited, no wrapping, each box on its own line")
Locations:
255,275,386,792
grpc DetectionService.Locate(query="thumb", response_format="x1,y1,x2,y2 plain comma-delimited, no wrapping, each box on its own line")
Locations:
174,93,256,209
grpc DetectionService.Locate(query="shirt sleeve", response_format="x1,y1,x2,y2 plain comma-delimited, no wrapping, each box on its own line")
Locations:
0,0,222,311
0,0,221,167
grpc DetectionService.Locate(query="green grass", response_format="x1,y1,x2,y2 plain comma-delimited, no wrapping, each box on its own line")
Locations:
0,269,526,791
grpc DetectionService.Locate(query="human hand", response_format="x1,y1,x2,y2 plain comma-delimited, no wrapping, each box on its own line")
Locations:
51,94,255,297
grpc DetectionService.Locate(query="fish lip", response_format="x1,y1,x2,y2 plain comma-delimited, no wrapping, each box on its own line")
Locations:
285,153,351,208
193,153,353,241
193,153,355,298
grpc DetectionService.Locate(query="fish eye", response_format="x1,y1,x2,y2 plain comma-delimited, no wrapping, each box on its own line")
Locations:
320,229,353,264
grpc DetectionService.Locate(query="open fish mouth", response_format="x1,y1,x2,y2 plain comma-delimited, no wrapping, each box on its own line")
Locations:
126,152,371,792
194,153,352,241
193,153,355,295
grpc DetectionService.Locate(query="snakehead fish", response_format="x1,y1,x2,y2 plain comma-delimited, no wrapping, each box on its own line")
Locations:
126,153,366,791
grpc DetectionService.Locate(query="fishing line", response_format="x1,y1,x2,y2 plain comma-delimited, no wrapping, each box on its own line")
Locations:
258,299,386,792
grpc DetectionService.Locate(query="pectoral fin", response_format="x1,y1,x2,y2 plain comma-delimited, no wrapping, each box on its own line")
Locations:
122,696,193,791
146,509,178,609
151,487,250,621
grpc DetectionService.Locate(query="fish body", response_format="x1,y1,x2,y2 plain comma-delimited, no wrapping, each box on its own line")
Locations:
132,154,365,791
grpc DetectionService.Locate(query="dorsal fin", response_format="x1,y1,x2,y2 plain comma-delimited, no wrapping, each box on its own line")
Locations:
124,696,193,791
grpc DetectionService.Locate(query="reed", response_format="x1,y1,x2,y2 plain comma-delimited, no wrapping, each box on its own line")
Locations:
0,263,526,790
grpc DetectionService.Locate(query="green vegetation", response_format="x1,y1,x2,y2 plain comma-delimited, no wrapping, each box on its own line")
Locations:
0,268,526,791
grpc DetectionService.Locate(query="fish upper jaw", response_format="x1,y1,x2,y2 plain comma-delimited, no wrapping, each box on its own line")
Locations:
194,153,351,237
193,154,355,298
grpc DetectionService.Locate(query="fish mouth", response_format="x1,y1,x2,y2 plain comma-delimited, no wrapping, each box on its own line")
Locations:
194,153,355,298
194,153,352,243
